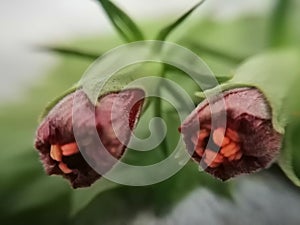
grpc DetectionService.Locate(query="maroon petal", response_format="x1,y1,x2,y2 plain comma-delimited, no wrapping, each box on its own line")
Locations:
180,87,283,180
35,89,145,188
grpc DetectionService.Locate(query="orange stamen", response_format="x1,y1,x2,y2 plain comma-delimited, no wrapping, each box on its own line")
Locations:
204,149,217,161
197,126,243,168
233,151,243,160
226,128,239,142
198,129,209,141
191,135,198,145
209,162,221,168
220,142,239,157
213,127,226,146
204,149,224,166
221,136,230,147
61,142,79,156
58,162,72,174
50,145,62,161
195,147,204,157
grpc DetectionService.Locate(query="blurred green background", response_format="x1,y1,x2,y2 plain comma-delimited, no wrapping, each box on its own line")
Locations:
1,0,300,224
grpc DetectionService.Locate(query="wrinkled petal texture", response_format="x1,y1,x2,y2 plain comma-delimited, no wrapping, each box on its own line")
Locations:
180,87,283,180
35,89,144,188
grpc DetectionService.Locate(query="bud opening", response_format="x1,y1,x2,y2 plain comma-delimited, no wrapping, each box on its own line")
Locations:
35,89,145,188
180,87,283,180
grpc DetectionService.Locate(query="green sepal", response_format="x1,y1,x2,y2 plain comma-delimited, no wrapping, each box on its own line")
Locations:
38,84,78,122
97,0,144,42
38,62,162,122
278,120,300,187
156,0,205,41
196,49,300,134
229,49,300,134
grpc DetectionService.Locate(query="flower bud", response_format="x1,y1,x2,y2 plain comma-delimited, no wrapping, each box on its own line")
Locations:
35,89,144,188
180,87,283,180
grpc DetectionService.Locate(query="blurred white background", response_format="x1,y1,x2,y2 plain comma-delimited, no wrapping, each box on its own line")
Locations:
0,0,273,101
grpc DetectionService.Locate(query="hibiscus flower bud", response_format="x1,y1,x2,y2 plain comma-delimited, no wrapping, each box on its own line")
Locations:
180,87,283,180
35,89,145,188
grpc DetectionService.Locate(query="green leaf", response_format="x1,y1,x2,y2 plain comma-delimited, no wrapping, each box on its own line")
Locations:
97,0,144,42
187,42,245,64
70,164,233,223
268,0,291,47
277,65,300,186
278,122,300,187
70,178,118,216
178,17,270,64
40,46,100,60
156,0,206,41
148,163,233,214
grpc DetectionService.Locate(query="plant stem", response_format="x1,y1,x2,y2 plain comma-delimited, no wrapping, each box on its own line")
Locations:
189,42,245,64
39,46,100,60
156,0,206,41
269,0,291,47
154,65,169,158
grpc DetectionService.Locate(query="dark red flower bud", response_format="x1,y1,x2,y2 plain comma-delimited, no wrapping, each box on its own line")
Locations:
35,89,144,188
180,87,283,180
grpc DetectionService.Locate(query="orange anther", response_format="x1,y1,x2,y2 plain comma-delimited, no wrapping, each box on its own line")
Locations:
213,128,231,147
195,147,204,157
58,162,72,174
213,127,226,146
226,128,239,142
191,135,198,145
213,153,224,164
50,145,62,161
204,149,217,161
228,154,236,161
204,149,224,165
234,152,243,160
228,151,243,161
221,136,230,147
198,129,209,141
209,162,221,168
61,142,79,156
220,142,239,157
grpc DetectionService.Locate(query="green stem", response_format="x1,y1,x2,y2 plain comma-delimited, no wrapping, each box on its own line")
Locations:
156,0,206,41
154,65,169,158
269,0,291,47
189,42,245,64
39,46,100,60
